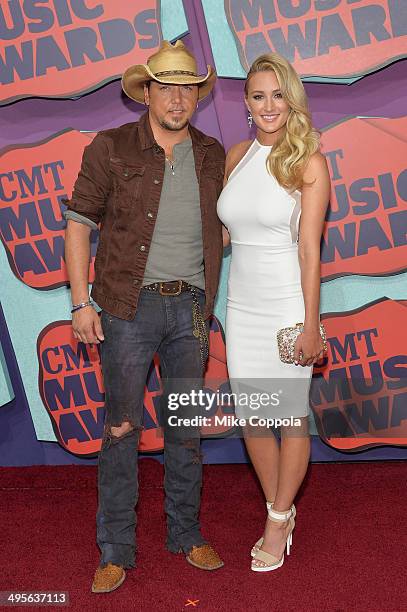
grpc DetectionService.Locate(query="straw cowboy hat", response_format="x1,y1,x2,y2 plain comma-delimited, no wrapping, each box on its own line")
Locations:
122,40,216,103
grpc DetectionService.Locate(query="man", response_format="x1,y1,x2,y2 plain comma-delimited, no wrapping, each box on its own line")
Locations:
63,40,225,593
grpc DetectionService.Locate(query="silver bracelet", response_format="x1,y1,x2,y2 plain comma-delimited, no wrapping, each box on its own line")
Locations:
71,300,93,313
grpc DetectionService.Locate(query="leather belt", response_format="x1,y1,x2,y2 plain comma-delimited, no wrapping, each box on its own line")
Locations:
143,280,191,296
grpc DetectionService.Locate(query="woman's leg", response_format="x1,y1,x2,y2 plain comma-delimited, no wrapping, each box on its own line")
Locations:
274,422,310,510
243,430,280,503
252,419,310,567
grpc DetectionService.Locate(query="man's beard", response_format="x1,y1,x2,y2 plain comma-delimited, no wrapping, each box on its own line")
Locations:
160,115,189,132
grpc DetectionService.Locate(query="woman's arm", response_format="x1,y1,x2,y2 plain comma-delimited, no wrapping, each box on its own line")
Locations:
294,152,331,366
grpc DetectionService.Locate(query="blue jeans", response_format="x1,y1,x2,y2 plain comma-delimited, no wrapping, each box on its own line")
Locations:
96,288,208,568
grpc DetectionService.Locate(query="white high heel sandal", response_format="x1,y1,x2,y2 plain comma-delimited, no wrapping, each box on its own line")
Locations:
251,506,295,572
251,502,296,558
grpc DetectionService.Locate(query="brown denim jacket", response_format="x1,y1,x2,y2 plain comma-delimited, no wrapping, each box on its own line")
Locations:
65,112,225,320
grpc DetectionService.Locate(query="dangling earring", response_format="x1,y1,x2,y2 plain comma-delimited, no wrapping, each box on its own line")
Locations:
247,112,253,128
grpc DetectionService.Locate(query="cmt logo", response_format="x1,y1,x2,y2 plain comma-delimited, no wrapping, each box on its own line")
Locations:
0,0,161,104
37,315,232,457
225,0,407,79
38,320,105,456
311,298,407,451
0,130,98,289
320,117,407,281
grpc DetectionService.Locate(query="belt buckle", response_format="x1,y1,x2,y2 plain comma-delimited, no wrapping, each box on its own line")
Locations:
159,280,183,296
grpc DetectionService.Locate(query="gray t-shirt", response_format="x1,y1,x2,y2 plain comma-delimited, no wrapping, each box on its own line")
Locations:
64,137,204,290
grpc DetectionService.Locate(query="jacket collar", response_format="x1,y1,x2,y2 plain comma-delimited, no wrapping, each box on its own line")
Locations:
138,110,216,150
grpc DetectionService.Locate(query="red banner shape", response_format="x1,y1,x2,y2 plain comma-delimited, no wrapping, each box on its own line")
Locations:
311,299,407,451
38,320,106,456
0,129,98,289
0,1,161,105
320,116,407,281
37,315,232,457
225,0,407,79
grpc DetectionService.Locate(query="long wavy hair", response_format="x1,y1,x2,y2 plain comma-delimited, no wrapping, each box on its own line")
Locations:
245,53,320,192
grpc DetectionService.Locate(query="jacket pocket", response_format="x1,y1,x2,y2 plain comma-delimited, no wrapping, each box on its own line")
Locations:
109,158,145,206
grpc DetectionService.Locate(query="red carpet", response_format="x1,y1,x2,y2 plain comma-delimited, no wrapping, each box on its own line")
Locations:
1,460,406,611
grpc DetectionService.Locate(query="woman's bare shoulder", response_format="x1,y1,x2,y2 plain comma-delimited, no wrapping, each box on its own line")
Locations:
225,140,253,179
303,151,329,182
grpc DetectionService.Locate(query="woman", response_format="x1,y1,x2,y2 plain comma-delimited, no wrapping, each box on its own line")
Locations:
217,53,330,572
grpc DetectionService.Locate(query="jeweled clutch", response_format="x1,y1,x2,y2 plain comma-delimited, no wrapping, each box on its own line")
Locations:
277,322,327,364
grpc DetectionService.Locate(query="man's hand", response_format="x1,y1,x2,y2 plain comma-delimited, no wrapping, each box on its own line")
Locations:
72,306,104,344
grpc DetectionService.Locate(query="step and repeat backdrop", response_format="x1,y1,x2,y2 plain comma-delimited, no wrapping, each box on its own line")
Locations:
1,0,406,465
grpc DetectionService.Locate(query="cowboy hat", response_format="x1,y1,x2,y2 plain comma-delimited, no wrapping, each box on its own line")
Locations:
122,40,216,103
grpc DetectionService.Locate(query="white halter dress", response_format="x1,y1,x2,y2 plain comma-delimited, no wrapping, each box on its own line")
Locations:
217,140,311,420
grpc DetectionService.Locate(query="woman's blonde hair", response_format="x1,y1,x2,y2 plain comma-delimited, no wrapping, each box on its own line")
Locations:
245,53,320,192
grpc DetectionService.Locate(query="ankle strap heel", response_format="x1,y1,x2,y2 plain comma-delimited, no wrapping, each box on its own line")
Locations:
267,506,295,558
266,501,296,517
251,505,296,572
251,502,296,559
267,507,295,522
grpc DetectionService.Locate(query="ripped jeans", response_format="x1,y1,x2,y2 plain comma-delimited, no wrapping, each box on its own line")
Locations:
96,288,208,568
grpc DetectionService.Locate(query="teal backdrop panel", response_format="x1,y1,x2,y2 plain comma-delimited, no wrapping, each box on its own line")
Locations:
161,0,188,40
0,243,80,440
0,342,13,406
201,0,246,78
